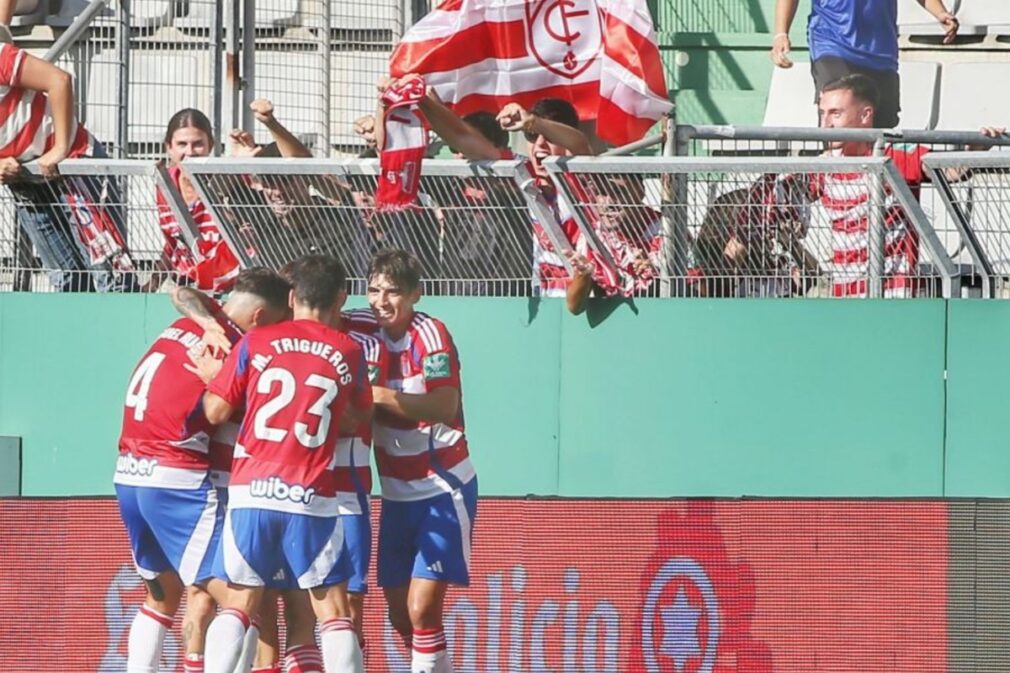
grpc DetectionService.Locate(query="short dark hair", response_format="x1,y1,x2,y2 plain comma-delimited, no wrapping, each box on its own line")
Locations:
368,248,423,292
287,254,347,310
531,98,580,129
462,111,510,150
233,267,291,310
821,74,879,111
164,108,214,147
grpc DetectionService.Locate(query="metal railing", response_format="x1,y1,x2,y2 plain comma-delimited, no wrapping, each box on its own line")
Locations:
544,155,958,299
923,152,1010,298
9,149,1010,299
0,159,196,292
180,157,570,296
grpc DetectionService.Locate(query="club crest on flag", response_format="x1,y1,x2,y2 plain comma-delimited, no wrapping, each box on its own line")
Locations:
525,0,603,79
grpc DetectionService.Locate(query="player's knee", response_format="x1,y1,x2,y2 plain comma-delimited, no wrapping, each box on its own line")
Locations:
144,574,184,614
183,587,216,627
387,605,412,637
406,597,442,631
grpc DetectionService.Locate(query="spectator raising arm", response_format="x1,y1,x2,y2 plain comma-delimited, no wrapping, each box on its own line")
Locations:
249,98,312,158
418,86,504,160
497,102,593,156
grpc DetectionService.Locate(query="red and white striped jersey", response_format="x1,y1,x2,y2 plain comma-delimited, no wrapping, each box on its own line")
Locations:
0,44,93,161
345,308,475,502
331,324,389,514
116,315,242,489
815,145,926,298
209,319,372,517
156,165,241,293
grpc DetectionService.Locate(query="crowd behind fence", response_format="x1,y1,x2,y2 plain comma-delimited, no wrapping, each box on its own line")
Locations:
5,126,1010,299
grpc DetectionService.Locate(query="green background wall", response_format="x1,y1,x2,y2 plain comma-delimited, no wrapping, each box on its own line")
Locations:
2,294,1005,498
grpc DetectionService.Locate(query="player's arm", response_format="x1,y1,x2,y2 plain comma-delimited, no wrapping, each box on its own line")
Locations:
171,286,232,355
418,86,504,161
770,0,798,68
373,385,459,425
339,349,374,432
202,337,250,424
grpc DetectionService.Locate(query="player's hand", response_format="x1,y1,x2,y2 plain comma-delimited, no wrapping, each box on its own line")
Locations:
229,129,262,158
249,98,275,124
936,11,959,44
36,147,67,178
184,348,224,384
353,115,377,148
563,249,595,279
770,33,793,68
497,103,534,132
197,322,232,357
0,157,21,183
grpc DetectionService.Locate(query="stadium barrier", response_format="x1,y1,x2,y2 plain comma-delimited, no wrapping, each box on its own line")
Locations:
6,149,1010,297
923,151,1010,298
3,497,1010,672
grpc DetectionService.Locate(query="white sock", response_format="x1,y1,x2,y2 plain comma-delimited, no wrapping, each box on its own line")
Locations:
232,620,260,673
411,628,452,673
205,608,250,673
319,618,362,673
127,605,173,673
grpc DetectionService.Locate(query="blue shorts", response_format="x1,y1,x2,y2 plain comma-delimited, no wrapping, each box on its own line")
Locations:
377,477,478,588
214,508,354,590
115,481,223,586
343,494,372,594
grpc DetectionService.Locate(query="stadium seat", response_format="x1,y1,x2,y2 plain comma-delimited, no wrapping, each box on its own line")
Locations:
7,0,46,27
86,49,214,146
761,61,817,128
176,0,299,29
328,0,400,32
897,0,985,38
107,0,174,28
956,0,1010,36
935,63,1010,130
896,61,940,130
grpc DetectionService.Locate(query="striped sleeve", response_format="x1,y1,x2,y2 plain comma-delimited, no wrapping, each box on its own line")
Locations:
413,314,460,390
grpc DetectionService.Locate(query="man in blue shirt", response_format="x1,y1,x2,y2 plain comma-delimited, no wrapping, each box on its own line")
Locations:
770,0,959,127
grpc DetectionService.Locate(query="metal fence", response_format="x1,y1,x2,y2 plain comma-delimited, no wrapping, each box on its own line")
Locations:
545,155,958,299
22,0,406,159
0,159,197,292
923,152,1010,298
180,157,568,296
8,150,1010,298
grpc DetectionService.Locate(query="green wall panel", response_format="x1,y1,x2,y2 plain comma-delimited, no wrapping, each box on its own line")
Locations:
3,294,1002,499
556,299,947,496
945,301,1010,496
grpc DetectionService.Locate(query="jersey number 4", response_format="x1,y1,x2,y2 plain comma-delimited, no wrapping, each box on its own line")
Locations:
125,353,167,422
253,368,338,449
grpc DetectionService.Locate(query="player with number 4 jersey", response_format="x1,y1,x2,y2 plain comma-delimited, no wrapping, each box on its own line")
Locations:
201,255,371,673
114,268,291,673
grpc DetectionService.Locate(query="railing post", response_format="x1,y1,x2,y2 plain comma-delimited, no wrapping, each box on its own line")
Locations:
242,0,256,134
210,0,224,155
867,140,886,298
317,0,331,157
116,0,129,158
660,114,689,297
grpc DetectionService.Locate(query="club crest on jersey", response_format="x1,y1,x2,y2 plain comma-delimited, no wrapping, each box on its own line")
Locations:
423,352,451,379
525,0,603,79
116,454,159,477
249,477,316,505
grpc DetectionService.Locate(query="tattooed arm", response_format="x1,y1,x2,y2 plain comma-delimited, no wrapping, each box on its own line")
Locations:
171,287,233,356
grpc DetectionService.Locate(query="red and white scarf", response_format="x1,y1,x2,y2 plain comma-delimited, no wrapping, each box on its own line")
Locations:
376,77,429,211
65,178,135,272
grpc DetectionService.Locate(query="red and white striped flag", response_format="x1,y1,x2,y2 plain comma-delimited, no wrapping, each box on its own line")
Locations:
390,0,672,146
